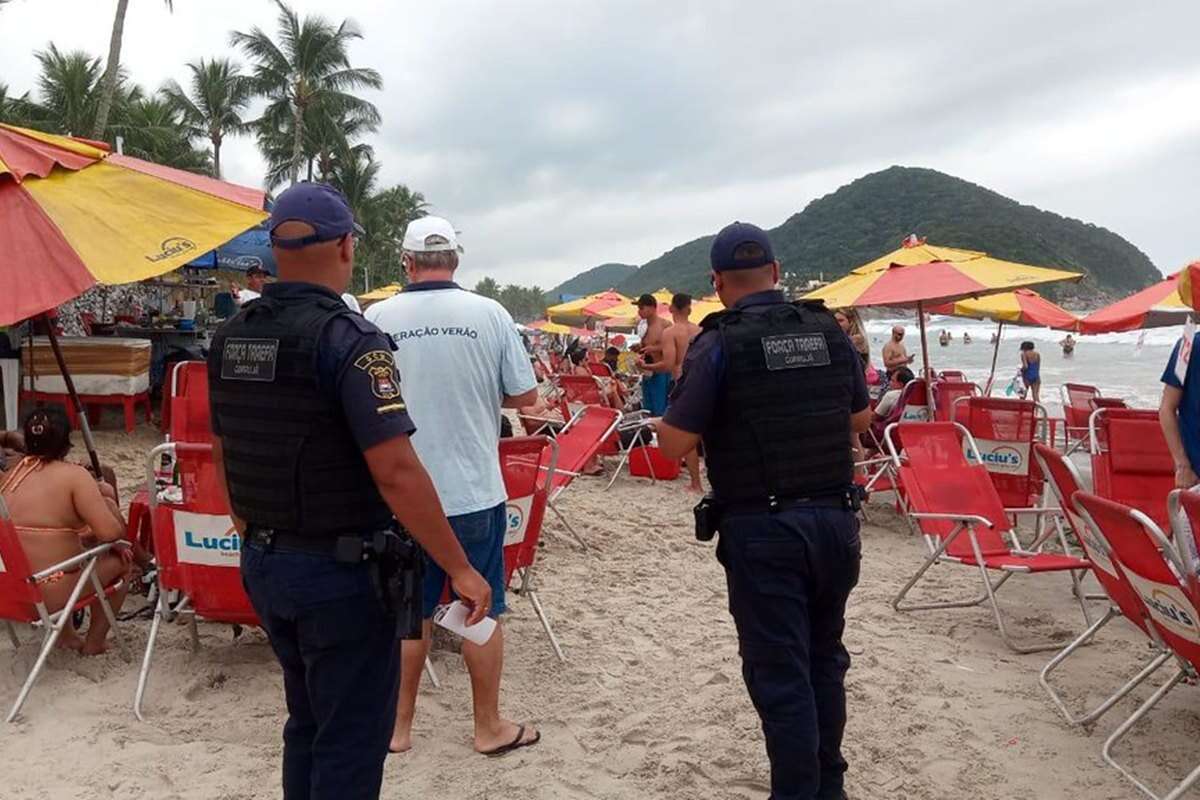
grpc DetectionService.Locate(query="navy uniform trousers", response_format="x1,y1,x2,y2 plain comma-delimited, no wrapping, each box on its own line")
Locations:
716,505,862,800
241,541,400,800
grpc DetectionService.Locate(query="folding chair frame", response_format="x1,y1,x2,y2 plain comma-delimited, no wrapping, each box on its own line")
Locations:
1,496,130,722
1061,383,1101,455
1094,499,1200,800
885,422,1090,654
1034,446,1171,727
545,410,622,550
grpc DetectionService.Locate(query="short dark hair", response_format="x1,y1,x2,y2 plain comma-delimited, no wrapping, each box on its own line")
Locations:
893,367,914,385
22,405,72,461
604,347,619,358
670,293,692,311
1020,341,1035,351
568,348,586,365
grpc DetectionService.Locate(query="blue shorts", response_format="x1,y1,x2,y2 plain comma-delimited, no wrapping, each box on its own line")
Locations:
642,372,670,416
422,503,508,619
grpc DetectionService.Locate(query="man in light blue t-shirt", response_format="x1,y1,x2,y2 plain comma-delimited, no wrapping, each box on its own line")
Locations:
365,216,541,757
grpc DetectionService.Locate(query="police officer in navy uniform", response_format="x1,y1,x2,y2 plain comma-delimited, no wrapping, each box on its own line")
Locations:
654,222,871,800
208,183,491,800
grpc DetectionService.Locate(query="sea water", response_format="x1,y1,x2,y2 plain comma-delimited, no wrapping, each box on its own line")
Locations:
862,315,1183,415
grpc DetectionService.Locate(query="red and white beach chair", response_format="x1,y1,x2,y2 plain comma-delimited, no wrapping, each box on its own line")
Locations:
133,441,260,720
1074,491,1200,800
868,378,930,445
954,397,1048,523
1034,444,1172,726
932,380,978,422
499,436,565,661
167,361,211,445
0,495,130,722
1060,382,1100,453
1089,407,1174,530
887,421,1090,653
553,374,655,488
543,406,621,549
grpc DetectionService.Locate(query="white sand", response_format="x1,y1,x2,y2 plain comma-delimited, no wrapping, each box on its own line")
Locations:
1,425,1196,799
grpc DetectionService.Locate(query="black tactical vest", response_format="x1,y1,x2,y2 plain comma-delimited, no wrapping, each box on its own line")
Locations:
208,293,393,537
701,300,855,503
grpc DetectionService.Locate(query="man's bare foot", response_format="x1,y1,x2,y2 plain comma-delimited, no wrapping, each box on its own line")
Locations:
56,631,84,652
475,720,540,756
80,639,109,656
687,481,704,494
388,730,413,754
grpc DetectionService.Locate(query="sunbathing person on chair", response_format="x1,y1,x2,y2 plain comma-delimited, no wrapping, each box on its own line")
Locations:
0,407,131,655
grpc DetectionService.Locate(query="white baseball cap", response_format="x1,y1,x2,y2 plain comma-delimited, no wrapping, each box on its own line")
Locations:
402,216,464,253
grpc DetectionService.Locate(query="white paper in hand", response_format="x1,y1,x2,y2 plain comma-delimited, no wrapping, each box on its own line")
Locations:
433,600,497,646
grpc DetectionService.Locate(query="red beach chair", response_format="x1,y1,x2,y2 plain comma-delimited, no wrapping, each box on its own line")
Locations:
1034,444,1172,726
886,422,1090,653
1074,492,1200,800
932,380,978,422
939,369,967,382
1089,408,1174,529
133,442,259,720
0,495,130,722
1060,382,1100,453
499,436,564,661
543,406,621,549
167,362,211,445
955,397,1047,510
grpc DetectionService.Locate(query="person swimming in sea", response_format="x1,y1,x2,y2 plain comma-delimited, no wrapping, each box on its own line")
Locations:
1060,334,1076,356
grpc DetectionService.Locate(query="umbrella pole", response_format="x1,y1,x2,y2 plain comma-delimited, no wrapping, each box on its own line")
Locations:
917,301,935,413
984,321,1003,396
41,315,103,476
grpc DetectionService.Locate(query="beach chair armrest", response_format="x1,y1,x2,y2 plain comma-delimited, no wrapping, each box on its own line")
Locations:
30,540,130,582
908,512,995,529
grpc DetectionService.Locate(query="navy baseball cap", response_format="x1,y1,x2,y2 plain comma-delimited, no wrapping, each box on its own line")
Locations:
710,221,775,272
268,182,364,250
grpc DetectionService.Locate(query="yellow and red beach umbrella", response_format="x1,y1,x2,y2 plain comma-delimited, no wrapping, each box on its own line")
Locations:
929,288,1079,330
545,290,631,326
929,288,1079,394
805,240,1082,408
1079,268,1193,333
596,288,723,327
0,123,267,325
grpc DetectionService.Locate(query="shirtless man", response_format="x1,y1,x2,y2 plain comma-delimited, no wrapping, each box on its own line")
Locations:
0,407,130,654
882,325,915,378
634,294,672,417
646,294,703,491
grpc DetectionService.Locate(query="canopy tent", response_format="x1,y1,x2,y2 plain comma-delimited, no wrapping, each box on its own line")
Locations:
545,290,631,326
1078,269,1192,333
187,222,275,275
928,288,1080,394
805,241,1082,411
0,123,267,471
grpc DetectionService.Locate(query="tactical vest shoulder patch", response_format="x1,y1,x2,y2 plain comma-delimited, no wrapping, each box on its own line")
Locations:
220,338,280,382
761,332,830,370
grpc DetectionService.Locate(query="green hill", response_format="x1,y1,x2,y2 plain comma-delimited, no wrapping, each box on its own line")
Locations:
611,166,1160,299
547,262,637,301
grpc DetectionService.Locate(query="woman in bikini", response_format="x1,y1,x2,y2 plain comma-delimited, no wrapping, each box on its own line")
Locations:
0,407,131,655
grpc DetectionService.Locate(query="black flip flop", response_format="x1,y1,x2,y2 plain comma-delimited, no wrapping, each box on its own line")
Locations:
480,724,541,758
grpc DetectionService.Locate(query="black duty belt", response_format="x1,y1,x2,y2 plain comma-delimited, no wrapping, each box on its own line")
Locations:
719,494,852,515
245,527,344,557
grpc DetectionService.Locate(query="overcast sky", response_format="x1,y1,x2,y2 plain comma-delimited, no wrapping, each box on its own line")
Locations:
3,0,1199,288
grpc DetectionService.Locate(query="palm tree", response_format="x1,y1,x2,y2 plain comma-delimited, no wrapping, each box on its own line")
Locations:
232,0,382,185
162,58,251,178
28,44,108,136
0,83,33,126
92,0,175,139
112,94,210,172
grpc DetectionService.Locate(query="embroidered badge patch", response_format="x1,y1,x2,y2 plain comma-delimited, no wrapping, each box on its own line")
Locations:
355,350,402,400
